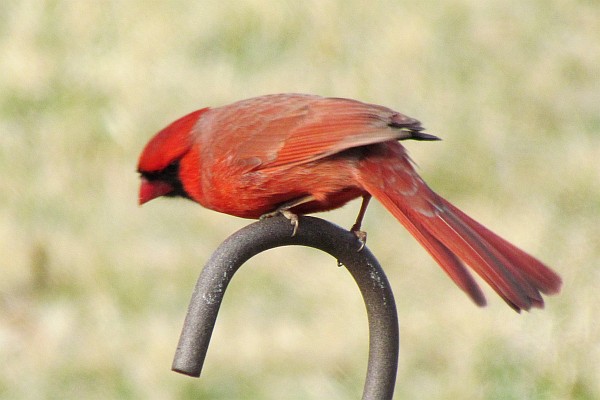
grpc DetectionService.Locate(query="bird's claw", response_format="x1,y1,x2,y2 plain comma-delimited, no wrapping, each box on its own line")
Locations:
351,224,367,252
280,210,299,236
354,230,367,252
260,209,299,236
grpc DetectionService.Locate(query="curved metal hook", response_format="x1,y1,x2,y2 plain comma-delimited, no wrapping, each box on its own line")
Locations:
172,215,399,400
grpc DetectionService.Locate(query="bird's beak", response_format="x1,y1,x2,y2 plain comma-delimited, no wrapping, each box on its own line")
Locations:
139,178,174,205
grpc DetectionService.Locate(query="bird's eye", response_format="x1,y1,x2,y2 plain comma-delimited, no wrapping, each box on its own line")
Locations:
163,161,181,176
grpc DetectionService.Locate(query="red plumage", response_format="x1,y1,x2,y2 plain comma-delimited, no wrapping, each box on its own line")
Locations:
137,93,561,311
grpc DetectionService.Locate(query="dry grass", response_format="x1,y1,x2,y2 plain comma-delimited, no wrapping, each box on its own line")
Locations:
1,0,599,399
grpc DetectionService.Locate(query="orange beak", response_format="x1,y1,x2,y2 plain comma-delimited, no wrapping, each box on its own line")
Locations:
139,178,174,205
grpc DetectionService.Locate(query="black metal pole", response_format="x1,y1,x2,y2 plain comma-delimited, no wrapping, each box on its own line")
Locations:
172,215,399,400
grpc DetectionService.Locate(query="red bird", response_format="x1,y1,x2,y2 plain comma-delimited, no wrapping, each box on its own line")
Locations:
137,93,561,311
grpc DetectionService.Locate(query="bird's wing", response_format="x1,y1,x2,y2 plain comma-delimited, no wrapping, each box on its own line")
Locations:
200,94,424,171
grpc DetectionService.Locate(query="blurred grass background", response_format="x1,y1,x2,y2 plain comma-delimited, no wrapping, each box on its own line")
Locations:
1,0,599,398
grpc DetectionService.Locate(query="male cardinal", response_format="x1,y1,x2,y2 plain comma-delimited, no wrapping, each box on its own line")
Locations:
137,93,561,312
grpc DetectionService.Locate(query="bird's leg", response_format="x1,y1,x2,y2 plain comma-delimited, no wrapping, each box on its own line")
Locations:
260,195,316,236
351,194,371,251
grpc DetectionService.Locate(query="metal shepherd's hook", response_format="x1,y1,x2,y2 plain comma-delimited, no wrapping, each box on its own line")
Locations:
172,215,400,400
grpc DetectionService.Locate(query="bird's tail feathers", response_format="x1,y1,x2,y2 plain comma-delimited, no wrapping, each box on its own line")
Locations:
358,155,561,311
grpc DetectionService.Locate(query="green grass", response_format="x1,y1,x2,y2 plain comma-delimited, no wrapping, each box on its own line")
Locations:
1,0,599,398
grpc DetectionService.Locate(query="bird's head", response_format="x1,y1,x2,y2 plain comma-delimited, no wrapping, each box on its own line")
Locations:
137,108,207,205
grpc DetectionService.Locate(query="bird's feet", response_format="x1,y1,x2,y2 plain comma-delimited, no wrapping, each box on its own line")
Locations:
351,223,368,252
350,194,371,252
260,195,315,237
260,209,300,236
